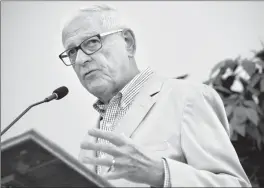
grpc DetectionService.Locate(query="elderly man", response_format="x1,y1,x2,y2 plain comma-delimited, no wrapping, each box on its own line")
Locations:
59,4,251,187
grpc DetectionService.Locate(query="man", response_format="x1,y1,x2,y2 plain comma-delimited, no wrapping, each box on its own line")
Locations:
59,4,251,187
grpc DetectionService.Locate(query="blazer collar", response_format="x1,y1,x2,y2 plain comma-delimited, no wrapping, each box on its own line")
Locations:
113,73,166,138
95,73,167,138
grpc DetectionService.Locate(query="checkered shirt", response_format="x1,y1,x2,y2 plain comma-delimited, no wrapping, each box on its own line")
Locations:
93,67,171,187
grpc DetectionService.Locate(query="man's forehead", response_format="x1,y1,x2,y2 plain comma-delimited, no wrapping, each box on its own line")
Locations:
62,13,103,47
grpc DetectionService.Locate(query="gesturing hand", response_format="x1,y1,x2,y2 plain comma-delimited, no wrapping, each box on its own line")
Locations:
80,128,165,187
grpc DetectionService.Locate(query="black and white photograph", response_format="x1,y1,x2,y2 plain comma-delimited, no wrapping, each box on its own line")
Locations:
1,1,264,187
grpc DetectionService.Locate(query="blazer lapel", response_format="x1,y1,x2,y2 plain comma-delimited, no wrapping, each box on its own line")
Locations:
114,73,166,138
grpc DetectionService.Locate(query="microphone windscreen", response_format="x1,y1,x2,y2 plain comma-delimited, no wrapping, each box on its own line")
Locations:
53,86,69,100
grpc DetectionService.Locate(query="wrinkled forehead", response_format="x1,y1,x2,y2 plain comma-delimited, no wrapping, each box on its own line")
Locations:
62,12,104,47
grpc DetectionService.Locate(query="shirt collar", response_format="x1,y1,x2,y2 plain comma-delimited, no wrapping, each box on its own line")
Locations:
119,67,153,108
93,67,153,113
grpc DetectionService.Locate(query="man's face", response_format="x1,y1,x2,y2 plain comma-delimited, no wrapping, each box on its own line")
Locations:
62,13,131,99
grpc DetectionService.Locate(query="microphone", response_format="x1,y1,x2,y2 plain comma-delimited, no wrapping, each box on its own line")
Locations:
44,86,69,102
1,86,69,136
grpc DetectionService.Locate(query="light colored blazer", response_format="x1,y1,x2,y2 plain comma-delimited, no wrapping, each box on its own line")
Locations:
79,73,251,187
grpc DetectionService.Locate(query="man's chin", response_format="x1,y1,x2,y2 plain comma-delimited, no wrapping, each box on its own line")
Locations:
84,80,109,96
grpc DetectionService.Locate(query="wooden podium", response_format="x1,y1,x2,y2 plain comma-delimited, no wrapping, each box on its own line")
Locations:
1,129,114,187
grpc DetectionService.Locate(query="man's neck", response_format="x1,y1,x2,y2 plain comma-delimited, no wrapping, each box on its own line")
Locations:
99,68,140,104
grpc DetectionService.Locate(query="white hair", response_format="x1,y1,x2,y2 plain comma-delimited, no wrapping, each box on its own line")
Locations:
61,4,129,43
64,4,127,32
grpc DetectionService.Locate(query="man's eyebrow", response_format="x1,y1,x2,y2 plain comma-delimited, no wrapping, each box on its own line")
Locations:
65,38,86,50
65,32,100,49
67,43,79,49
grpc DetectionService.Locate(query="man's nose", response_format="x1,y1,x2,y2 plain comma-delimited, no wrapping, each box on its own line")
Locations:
75,49,92,65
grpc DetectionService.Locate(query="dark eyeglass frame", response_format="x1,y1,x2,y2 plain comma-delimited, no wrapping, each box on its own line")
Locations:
59,29,123,66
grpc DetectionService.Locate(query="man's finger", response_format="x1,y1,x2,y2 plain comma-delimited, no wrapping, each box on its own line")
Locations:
80,142,121,156
82,157,112,167
88,129,126,146
120,132,134,145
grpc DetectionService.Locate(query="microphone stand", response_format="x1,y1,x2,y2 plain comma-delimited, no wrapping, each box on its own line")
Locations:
1,86,67,136
1,100,46,136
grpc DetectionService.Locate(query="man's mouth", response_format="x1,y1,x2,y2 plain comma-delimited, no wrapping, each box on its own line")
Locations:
84,70,98,78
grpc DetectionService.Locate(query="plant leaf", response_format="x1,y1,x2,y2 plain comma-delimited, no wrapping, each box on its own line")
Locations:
209,59,238,79
225,59,238,71
213,73,224,86
259,119,264,137
243,100,257,110
223,94,239,105
230,116,246,137
255,60,264,68
214,85,232,94
233,106,248,124
230,131,238,141
209,61,227,78
246,85,261,96
225,105,234,118
239,77,249,89
246,125,263,150
256,49,264,62
246,108,259,126
243,100,264,116
260,77,264,92
249,74,261,87
241,60,256,77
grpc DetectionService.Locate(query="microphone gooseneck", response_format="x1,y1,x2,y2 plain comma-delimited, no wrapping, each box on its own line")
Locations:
0,100,46,136
1,86,69,136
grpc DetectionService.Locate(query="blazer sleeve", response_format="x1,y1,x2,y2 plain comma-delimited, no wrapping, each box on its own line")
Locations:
165,84,251,187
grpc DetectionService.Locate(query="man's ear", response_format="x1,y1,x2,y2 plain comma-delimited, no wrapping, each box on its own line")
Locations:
122,28,136,57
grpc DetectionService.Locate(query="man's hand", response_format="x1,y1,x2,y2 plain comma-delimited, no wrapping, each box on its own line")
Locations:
80,128,165,187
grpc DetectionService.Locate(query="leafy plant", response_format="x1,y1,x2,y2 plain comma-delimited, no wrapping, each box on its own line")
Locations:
177,45,264,186
204,52,264,144
203,46,264,186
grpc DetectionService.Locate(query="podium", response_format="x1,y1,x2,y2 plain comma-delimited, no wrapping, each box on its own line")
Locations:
1,129,114,187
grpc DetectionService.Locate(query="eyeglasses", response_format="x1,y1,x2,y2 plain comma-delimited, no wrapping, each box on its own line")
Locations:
59,29,123,66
